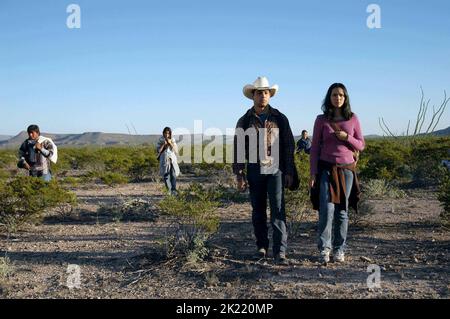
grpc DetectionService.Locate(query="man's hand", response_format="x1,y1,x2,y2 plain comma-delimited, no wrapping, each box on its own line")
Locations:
236,176,247,192
35,142,42,151
284,174,293,189
24,162,31,170
309,175,316,188
335,130,348,141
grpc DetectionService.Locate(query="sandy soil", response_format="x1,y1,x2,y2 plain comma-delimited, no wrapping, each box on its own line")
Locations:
0,175,448,299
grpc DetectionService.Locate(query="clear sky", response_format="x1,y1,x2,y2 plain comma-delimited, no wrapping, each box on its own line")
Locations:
1,0,449,136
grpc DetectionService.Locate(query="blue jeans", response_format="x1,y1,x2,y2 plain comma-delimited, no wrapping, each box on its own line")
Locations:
318,168,353,253
30,171,52,182
247,164,287,255
163,164,177,193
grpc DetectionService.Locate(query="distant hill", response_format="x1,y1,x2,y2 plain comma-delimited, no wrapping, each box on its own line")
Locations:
431,126,450,136
0,126,448,149
0,131,161,149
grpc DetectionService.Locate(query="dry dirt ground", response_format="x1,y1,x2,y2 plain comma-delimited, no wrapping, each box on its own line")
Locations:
0,175,449,299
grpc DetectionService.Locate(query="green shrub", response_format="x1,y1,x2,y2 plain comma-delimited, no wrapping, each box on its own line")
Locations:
0,176,77,234
0,256,13,279
359,136,450,185
363,179,407,199
157,183,220,261
286,153,312,236
97,198,158,223
98,172,129,186
438,168,450,228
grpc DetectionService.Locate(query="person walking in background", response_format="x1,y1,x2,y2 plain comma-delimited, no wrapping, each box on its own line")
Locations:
296,130,312,154
157,127,180,195
17,124,58,181
310,83,365,264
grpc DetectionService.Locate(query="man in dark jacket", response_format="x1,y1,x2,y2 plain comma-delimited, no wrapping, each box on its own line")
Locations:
296,130,312,154
233,76,296,264
18,125,57,181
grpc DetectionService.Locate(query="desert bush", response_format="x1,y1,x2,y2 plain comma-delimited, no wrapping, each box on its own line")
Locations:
438,167,450,228
359,139,411,181
51,146,159,182
409,138,450,185
359,136,450,185
0,150,17,168
97,198,158,223
0,176,77,234
60,176,81,188
157,183,220,262
98,172,129,186
362,179,407,199
286,153,312,236
0,256,13,279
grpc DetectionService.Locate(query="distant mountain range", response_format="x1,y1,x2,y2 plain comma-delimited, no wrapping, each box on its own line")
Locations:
0,126,448,149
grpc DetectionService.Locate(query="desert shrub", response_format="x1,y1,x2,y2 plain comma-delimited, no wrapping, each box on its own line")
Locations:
359,136,450,185
97,198,158,223
0,150,16,169
98,172,129,186
157,183,220,262
286,153,312,236
60,176,80,188
0,176,77,234
0,256,13,279
409,137,450,185
52,146,159,183
359,138,411,181
362,179,407,199
438,167,450,228
0,169,11,182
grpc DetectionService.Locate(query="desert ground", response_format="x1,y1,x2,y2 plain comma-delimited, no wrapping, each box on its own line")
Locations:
0,173,448,299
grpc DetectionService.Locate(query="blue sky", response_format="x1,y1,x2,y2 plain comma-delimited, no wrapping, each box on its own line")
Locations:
1,0,449,136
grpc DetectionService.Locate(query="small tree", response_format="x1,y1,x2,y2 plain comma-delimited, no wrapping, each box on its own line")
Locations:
0,176,77,234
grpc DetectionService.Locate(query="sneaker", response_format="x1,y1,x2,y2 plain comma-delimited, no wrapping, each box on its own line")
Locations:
320,250,330,264
257,247,267,259
334,251,345,263
274,252,289,265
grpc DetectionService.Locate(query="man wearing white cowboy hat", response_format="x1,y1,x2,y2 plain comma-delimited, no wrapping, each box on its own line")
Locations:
233,76,297,265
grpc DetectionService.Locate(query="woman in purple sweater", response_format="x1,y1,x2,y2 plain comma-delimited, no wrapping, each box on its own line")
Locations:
310,83,365,264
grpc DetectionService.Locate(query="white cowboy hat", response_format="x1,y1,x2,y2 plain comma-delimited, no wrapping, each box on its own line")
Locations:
243,76,279,100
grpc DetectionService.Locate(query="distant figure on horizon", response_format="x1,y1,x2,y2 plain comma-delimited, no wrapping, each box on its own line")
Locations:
17,124,58,181
309,83,365,265
296,130,312,154
156,127,180,195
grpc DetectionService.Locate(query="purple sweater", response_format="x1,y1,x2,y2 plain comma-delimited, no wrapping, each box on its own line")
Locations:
310,113,365,176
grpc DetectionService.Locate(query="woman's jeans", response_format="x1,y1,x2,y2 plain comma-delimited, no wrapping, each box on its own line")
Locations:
318,168,353,254
247,164,287,256
163,164,177,193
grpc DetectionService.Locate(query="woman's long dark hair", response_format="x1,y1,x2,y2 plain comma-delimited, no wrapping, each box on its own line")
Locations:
162,127,172,138
322,83,353,121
